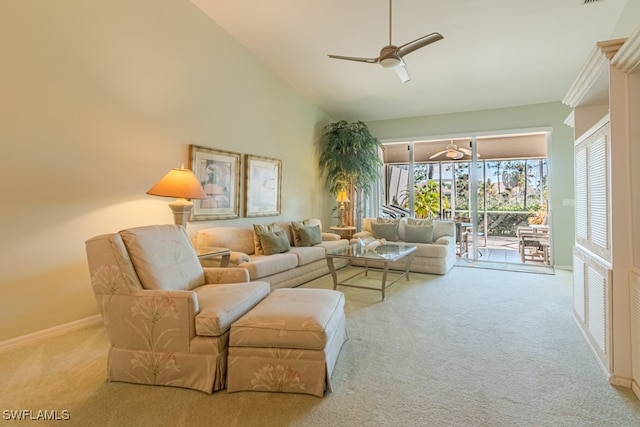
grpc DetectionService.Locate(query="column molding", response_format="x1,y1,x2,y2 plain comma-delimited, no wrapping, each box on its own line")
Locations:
563,39,626,108
612,26,640,74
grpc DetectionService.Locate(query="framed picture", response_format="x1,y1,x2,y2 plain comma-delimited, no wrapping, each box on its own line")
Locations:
244,154,282,217
189,145,241,220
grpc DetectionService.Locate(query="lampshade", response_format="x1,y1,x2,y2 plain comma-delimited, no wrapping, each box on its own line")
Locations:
146,167,207,200
147,167,207,228
336,190,350,203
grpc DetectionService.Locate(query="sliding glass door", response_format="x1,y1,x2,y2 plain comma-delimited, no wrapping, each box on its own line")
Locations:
382,132,549,265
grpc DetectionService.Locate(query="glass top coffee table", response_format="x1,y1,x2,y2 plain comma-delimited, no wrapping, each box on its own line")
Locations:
326,243,417,300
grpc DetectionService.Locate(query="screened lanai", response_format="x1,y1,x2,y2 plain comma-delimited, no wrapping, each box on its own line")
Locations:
381,132,550,266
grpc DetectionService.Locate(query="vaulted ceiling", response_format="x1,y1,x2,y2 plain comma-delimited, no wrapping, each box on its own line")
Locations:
192,0,630,122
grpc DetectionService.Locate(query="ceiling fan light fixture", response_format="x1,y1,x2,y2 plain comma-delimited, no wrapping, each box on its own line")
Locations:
446,150,459,159
380,56,402,69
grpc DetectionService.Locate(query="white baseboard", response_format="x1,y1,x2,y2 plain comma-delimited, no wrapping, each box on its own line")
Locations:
0,315,103,353
632,380,640,400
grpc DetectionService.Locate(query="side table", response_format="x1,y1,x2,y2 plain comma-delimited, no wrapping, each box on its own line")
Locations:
196,247,231,267
329,226,356,240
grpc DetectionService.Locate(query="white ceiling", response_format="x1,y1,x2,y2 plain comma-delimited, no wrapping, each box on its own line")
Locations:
191,0,629,122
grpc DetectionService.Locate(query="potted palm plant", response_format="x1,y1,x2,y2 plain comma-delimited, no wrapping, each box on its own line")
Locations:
319,120,383,227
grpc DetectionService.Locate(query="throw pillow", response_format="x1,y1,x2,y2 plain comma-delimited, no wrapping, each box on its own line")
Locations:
253,223,280,255
258,228,291,255
377,217,399,224
406,218,433,227
371,222,398,241
291,221,322,246
404,224,434,243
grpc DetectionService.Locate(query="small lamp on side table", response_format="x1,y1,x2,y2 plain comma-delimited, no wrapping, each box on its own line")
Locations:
146,166,207,227
336,190,350,228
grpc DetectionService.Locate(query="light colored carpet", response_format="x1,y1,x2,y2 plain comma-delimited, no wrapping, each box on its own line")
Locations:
1,266,639,426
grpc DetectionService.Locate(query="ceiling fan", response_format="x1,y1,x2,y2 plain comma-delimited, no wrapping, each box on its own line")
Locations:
327,0,443,83
429,141,480,160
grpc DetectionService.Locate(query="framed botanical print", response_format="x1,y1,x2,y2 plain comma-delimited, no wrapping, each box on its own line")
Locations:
189,145,241,220
244,154,281,217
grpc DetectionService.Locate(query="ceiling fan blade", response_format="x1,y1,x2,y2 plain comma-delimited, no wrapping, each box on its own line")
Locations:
398,32,444,57
394,62,410,83
459,147,482,158
429,150,447,159
328,54,379,64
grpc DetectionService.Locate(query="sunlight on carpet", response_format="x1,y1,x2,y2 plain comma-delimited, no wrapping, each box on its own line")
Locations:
455,258,555,275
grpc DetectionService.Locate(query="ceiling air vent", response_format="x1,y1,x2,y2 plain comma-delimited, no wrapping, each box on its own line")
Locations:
583,0,603,3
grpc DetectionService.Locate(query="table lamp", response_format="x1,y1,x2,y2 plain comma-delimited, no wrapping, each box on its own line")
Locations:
336,190,350,227
146,166,207,227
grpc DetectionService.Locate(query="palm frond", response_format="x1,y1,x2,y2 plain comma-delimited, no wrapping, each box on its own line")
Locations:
319,120,383,195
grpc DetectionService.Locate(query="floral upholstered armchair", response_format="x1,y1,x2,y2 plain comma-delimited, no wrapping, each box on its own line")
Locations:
85,224,270,393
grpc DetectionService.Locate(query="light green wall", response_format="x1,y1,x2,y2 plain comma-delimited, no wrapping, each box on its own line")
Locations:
366,101,575,268
0,0,332,342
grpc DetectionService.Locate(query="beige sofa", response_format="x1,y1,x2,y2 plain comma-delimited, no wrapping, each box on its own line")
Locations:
192,218,349,289
350,217,456,275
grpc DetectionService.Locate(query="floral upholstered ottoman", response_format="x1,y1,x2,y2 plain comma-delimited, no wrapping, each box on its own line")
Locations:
226,288,347,397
